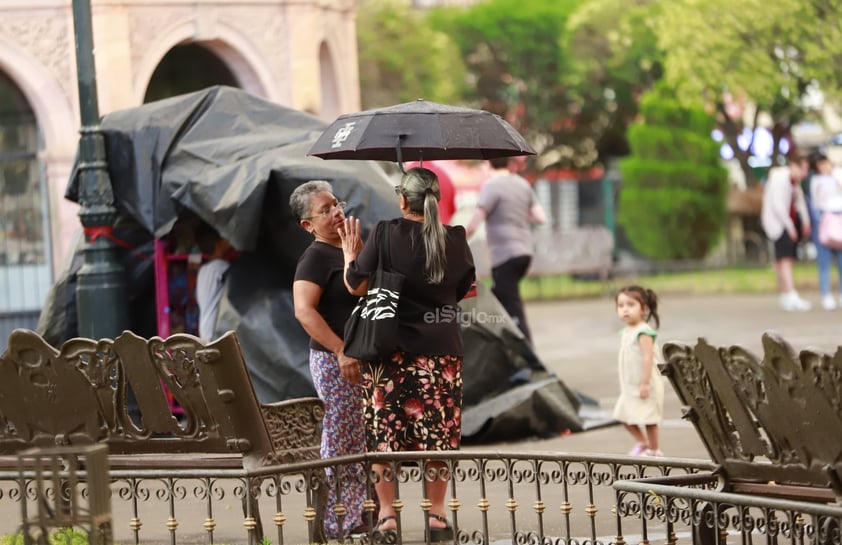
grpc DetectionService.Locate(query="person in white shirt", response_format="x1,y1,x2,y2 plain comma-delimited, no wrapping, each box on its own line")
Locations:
194,223,234,341
760,153,811,311
809,150,842,310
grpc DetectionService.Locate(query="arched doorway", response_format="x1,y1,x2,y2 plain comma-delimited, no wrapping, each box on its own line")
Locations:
0,69,51,339
319,41,341,120
142,43,244,341
144,43,239,103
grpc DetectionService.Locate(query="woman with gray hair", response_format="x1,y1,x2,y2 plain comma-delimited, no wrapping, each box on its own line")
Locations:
338,167,476,542
289,180,369,538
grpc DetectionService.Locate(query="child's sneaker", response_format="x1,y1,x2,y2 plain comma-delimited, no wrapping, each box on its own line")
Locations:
643,449,663,457
628,442,647,456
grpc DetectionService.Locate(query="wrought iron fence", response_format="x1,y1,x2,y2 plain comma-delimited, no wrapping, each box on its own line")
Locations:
23,449,830,545
614,474,842,545
16,445,112,545
1,451,714,545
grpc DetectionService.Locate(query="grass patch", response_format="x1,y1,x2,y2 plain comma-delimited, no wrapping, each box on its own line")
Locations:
0,528,90,545
521,263,820,301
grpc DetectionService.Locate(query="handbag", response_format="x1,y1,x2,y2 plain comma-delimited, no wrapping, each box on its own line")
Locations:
819,212,842,250
343,224,405,361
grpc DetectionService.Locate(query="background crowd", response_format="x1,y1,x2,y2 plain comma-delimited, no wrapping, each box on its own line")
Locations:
762,149,842,312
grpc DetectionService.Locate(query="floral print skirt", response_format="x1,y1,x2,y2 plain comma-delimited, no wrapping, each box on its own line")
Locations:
362,352,463,452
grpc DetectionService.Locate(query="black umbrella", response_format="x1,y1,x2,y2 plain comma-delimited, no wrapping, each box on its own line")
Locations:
307,99,535,163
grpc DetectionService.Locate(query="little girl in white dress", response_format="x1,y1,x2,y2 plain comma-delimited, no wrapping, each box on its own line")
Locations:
613,285,664,457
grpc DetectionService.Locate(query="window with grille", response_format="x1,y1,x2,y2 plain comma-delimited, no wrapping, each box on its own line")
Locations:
0,70,52,320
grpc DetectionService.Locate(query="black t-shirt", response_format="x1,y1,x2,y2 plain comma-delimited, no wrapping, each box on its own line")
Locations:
294,241,359,352
346,218,476,356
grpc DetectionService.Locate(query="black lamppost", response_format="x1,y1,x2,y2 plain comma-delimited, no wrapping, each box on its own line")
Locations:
71,0,128,339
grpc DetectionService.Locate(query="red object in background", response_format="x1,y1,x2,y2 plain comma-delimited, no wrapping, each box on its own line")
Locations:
463,281,478,299
155,237,203,416
405,161,457,225
154,238,200,338
523,165,605,183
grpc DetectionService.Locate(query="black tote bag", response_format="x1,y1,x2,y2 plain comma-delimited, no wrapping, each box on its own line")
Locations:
343,224,405,361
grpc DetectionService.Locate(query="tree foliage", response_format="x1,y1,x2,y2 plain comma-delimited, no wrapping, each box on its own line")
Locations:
655,0,842,183
562,0,663,160
618,86,729,260
428,0,585,169
356,0,468,109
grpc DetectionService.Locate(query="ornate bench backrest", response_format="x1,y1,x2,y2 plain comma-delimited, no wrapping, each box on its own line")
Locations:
661,331,842,490
0,329,275,470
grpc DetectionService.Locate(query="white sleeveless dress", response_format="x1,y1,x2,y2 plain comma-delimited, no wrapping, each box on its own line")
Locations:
612,322,665,425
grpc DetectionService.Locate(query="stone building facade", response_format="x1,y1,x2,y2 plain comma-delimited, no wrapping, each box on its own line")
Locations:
0,0,361,336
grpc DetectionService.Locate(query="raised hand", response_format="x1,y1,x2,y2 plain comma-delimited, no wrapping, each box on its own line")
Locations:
338,216,363,262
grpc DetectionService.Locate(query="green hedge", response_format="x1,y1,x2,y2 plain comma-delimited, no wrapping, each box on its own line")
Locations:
618,86,728,260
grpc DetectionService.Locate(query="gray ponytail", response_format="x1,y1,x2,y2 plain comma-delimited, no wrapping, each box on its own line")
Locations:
400,167,447,284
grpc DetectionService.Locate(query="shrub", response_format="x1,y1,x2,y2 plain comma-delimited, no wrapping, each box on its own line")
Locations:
0,533,23,545
618,85,728,260
0,528,92,545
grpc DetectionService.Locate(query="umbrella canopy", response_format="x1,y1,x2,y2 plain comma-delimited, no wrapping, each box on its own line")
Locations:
308,99,536,162
66,86,396,251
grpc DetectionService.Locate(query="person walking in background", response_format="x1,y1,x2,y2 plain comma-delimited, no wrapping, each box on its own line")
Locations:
809,150,842,310
761,153,812,311
465,156,545,341
613,285,664,457
193,223,235,341
289,181,368,539
338,167,475,542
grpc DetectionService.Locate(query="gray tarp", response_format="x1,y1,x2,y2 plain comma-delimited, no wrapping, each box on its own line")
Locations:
40,86,583,442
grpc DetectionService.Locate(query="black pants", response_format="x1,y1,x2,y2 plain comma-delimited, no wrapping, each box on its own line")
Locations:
491,255,532,341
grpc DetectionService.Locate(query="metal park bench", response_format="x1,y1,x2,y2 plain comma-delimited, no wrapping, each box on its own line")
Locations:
614,332,842,544
0,329,327,544
529,226,614,282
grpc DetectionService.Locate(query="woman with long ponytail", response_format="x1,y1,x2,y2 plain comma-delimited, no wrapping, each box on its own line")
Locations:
413,167,448,283
339,166,476,542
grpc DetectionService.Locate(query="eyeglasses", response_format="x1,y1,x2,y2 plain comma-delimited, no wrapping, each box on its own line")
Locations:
303,201,346,220
394,185,402,196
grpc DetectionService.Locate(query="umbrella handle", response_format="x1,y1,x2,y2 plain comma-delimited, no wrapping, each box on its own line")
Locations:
396,135,406,173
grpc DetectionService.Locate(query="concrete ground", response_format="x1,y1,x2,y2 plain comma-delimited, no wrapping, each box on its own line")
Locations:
493,290,842,458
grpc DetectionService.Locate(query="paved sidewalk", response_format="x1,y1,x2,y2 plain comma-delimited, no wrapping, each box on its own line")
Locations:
498,290,842,459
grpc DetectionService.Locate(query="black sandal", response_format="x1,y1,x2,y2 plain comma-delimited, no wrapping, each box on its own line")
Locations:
374,515,398,544
344,521,371,538
425,513,453,542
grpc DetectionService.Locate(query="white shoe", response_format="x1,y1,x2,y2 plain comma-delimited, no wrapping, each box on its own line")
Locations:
780,291,811,312
779,292,797,311
628,442,647,456
794,293,812,311
822,294,837,310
